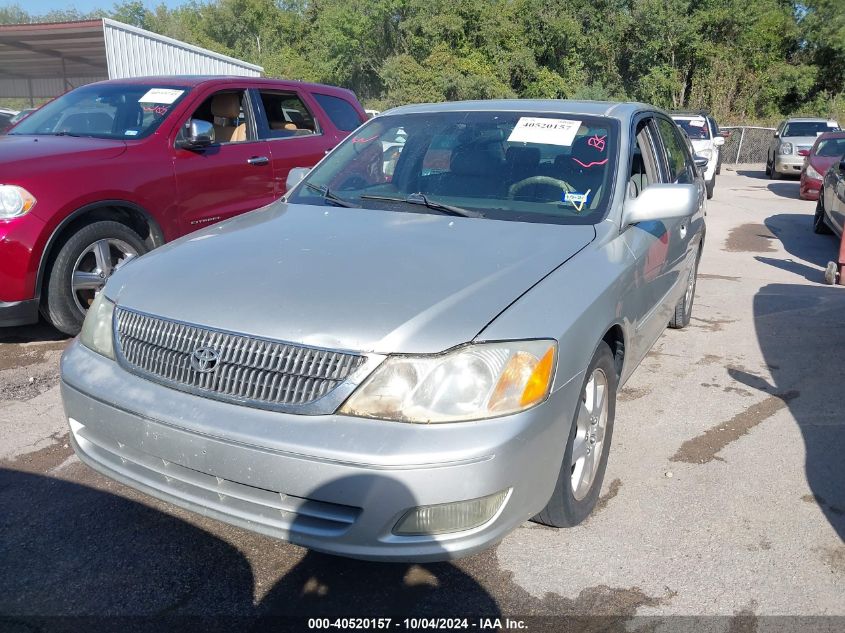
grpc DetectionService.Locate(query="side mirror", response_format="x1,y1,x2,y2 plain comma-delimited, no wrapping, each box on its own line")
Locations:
176,119,214,150
285,166,310,192
713,136,725,147
693,155,709,170
773,131,780,138
622,183,698,227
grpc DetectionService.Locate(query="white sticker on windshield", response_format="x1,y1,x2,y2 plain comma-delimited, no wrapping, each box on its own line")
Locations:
508,117,581,146
138,88,184,104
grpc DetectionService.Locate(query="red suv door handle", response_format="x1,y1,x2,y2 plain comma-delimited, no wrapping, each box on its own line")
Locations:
247,156,270,166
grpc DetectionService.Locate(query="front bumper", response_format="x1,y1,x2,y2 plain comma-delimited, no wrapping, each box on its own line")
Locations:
799,175,822,200
61,341,581,562
774,155,805,176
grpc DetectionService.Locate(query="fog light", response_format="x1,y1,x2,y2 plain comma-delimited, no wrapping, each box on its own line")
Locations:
393,489,510,536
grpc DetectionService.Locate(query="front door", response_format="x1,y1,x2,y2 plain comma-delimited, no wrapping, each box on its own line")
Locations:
174,88,276,232
621,116,677,363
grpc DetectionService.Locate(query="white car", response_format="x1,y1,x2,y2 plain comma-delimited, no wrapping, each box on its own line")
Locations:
0,107,19,133
671,113,724,199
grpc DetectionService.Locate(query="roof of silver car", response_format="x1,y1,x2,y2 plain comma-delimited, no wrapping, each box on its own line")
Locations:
382,100,655,120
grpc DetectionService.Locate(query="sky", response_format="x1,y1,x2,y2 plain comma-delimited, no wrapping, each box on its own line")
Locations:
20,0,190,16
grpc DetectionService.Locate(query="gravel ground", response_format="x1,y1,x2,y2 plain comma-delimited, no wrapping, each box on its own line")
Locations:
1,168,843,631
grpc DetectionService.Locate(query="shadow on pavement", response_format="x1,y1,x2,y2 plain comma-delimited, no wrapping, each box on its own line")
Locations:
0,318,69,345
755,214,841,282
729,283,845,542
734,169,768,179
0,467,501,630
766,182,802,200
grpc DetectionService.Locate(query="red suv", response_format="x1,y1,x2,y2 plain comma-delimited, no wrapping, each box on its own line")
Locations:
0,76,366,334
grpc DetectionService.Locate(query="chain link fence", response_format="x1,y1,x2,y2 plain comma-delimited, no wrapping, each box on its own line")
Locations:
720,126,776,165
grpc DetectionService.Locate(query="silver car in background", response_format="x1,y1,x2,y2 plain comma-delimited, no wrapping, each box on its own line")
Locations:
61,100,706,561
767,117,840,180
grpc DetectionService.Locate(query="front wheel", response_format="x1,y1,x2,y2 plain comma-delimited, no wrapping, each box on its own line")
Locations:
814,197,833,235
533,342,617,528
43,221,147,335
706,176,715,200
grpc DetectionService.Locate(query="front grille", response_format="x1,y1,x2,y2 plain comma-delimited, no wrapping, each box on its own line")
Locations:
115,307,365,409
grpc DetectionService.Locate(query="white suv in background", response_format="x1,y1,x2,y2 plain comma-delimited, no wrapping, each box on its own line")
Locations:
671,112,724,199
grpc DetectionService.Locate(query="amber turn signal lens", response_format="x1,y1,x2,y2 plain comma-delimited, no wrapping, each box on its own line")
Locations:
520,347,555,406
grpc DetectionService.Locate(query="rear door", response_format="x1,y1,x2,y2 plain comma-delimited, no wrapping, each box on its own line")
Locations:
251,89,341,195
173,86,276,231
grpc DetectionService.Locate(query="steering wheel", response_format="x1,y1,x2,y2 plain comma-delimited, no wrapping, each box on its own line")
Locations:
508,176,574,199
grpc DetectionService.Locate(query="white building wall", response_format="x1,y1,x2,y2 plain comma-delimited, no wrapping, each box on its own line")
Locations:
102,19,262,79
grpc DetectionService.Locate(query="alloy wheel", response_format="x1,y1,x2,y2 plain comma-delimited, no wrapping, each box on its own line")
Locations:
71,238,137,314
571,368,609,500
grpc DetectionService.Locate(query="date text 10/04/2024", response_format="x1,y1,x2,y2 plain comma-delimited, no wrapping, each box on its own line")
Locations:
307,618,528,630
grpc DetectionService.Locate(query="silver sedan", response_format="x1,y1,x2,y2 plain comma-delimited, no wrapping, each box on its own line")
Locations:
61,100,706,561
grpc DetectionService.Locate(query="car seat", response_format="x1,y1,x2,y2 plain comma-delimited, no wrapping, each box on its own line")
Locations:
211,93,246,143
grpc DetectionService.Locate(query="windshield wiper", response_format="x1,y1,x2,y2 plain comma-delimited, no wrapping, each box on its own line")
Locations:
359,192,483,218
304,182,358,208
51,131,83,137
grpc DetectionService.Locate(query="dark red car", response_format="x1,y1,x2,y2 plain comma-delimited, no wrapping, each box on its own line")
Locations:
800,131,845,201
0,76,366,334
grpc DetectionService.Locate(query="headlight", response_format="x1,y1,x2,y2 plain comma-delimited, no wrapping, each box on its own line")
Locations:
0,185,36,219
698,149,713,159
339,340,557,423
805,164,822,180
780,143,793,155
80,292,116,360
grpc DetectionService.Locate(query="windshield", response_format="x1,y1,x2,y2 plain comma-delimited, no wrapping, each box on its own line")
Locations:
673,117,710,140
288,111,618,225
10,84,191,139
783,121,837,137
815,137,845,158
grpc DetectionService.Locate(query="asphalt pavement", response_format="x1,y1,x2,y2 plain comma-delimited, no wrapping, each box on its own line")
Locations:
1,168,843,631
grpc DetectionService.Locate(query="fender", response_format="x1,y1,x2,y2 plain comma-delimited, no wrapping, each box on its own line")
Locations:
34,199,165,302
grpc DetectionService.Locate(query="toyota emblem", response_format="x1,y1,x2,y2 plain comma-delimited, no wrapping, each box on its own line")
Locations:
190,346,220,373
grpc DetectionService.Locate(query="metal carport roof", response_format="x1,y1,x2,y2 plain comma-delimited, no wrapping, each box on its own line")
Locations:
0,18,263,102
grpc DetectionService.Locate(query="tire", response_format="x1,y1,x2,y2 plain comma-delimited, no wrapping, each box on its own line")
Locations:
533,341,617,528
706,176,715,200
43,221,147,335
765,157,771,176
770,159,781,180
814,197,833,235
669,253,699,329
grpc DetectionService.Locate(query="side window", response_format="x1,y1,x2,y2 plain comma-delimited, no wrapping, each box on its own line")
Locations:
628,118,661,198
256,91,318,139
312,93,363,132
179,90,250,145
656,118,695,184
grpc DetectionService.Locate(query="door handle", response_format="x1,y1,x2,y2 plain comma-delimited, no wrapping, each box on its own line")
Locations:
247,156,269,166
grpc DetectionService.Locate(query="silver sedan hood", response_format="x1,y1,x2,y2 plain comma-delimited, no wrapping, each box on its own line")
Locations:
108,202,594,354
